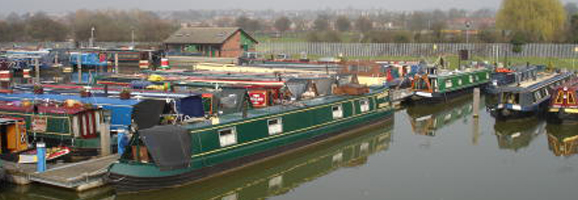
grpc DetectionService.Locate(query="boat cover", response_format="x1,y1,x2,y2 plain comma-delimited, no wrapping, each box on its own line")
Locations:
286,79,308,99
176,95,205,118
312,78,335,96
216,89,248,114
139,125,191,171
132,100,166,130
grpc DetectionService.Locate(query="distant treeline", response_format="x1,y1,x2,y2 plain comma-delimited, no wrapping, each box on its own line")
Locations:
0,10,178,43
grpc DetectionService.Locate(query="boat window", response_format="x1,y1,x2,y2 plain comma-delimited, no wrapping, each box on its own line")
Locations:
446,80,453,88
267,118,283,135
485,73,490,79
360,99,370,112
458,79,462,86
541,88,548,98
332,105,343,119
218,127,238,147
469,75,474,83
555,91,564,104
431,79,438,91
569,92,577,105
505,93,519,104
534,91,542,102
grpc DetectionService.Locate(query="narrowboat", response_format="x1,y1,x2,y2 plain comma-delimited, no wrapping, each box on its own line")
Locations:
411,66,491,102
494,119,546,151
406,95,474,137
547,78,578,123
0,99,105,151
546,124,578,157
490,72,574,120
115,119,393,199
485,65,542,94
107,81,394,192
340,61,418,87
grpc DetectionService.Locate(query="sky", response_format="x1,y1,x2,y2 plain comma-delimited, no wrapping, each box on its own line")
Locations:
1,0,576,13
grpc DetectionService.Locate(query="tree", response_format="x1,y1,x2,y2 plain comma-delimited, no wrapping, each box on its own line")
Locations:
335,16,351,32
431,21,447,42
355,17,373,32
565,2,578,16
568,14,578,43
25,12,69,41
496,0,566,42
274,16,291,33
313,15,330,31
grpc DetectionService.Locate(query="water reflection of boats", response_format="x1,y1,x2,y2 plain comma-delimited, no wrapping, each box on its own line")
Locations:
546,124,578,157
113,120,393,200
494,119,546,151
406,95,473,136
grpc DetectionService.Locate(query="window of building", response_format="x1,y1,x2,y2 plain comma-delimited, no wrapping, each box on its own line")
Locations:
332,105,343,119
267,118,283,135
219,127,237,147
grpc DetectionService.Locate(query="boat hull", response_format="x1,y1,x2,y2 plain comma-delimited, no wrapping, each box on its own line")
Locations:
107,107,394,192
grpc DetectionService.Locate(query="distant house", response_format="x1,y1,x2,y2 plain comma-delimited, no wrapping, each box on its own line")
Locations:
164,27,258,58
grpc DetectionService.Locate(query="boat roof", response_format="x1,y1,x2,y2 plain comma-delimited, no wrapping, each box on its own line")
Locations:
502,72,574,92
0,93,141,107
184,86,386,130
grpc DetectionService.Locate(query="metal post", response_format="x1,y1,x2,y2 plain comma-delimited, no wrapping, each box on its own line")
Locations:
115,53,119,74
36,142,46,172
34,58,40,84
77,52,82,83
473,88,480,118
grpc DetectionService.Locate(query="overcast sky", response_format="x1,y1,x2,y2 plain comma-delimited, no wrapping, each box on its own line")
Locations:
1,0,577,13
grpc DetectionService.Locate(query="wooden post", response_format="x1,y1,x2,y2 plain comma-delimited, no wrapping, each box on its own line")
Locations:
34,58,40,84
77,52,82,83
473,87,480,118
99,120,111,156
472,115,480,145
114,53,119,74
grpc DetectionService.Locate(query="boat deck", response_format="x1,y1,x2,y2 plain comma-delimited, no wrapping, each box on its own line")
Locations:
3,154,120,191
518,73,557,88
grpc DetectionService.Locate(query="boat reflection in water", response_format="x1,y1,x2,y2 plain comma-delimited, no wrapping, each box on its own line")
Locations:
494,119,546,151
0,119,393,200
406,95,473,136
546,124,578,157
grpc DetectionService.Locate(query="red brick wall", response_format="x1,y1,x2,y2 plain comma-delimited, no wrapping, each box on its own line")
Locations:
220,31,242,57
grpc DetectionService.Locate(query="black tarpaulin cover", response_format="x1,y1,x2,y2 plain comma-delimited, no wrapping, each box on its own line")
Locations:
140,125,191,171
132,100,166,130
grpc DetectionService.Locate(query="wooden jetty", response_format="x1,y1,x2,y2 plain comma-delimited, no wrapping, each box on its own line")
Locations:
3,154,119,191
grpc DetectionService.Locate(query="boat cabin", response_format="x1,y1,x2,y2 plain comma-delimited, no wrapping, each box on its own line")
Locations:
0,118,28,154
496,72,574,113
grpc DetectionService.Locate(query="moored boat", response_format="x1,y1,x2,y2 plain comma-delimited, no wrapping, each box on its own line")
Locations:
490,71,574,120
411,65,491,103
106,80,394,192
547,78,578,123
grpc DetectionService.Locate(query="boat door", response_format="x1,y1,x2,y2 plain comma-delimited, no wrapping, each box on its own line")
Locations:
0,118,28,154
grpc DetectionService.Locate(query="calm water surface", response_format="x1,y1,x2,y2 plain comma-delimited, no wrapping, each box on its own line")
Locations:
1,95,577,200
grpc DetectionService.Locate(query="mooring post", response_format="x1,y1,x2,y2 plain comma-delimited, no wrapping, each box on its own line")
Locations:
473,87,480,118
99,119,111,156
36,142,46,172
34,58,40,84
77,51,82,83
114,53,119,74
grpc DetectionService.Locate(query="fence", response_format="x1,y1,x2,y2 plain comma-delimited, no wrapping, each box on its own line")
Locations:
257,42,578,59
4,41,578,59
0,42,162,49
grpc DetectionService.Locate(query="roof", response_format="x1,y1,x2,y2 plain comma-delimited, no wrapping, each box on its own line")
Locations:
164,27,258,45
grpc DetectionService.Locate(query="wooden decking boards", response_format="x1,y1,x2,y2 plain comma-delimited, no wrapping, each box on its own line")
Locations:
3,154,120,191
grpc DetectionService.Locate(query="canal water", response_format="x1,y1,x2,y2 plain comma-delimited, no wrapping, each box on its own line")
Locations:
1,94,577,200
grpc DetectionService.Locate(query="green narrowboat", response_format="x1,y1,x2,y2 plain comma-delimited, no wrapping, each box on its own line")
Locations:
107,84,394,192
412,66,491,102
0,100,105,150
116,119,393,199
